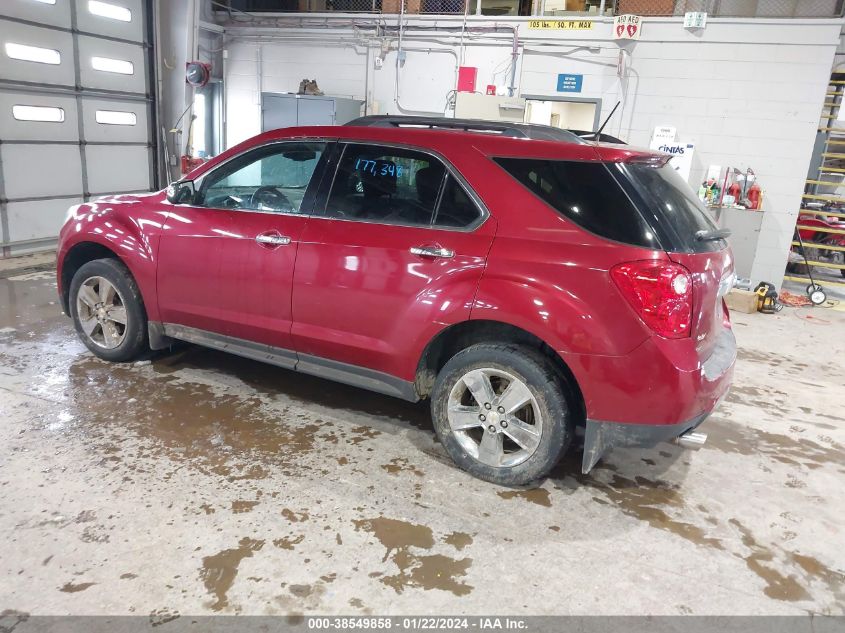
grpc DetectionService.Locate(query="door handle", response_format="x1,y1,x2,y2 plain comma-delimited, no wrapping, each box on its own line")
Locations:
255,233,291,247
410,245,455,259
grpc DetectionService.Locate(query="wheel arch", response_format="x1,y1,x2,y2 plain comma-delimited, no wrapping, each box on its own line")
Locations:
415,319,586,425
59,241,129,315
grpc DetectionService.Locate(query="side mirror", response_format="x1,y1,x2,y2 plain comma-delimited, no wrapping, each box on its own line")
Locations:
166,180,195,205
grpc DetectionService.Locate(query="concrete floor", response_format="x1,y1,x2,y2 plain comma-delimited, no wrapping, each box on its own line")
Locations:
0,259,843,617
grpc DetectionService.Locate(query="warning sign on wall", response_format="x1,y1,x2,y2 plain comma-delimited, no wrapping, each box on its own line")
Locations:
613,14,642,40
527,20,594,30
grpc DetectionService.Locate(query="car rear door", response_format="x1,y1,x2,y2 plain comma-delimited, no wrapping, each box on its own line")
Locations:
157,140,330,356
290,141,496,383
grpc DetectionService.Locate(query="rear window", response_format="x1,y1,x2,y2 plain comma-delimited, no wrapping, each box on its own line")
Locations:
493,157,658,248
622,162,724,253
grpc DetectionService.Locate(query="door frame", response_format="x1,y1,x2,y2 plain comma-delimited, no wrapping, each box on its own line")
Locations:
520,94,603,131
310,139,491,232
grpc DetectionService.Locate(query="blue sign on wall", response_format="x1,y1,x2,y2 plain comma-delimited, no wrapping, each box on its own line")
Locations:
556,74,583,93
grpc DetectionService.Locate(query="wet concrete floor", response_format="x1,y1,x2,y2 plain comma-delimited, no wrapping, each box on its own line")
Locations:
0,265,843,616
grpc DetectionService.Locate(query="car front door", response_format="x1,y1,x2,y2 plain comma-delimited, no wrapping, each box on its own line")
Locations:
157,140,330,358
291,142,496,385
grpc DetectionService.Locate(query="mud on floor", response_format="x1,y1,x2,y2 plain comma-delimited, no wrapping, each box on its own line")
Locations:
0,274,843,616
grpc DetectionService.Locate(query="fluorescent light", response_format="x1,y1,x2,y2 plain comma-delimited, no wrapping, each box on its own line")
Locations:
91,56,133,74
88,1,132,21
12,105,65,122
95,110,136,125
5,42,61,65
31,0,57,4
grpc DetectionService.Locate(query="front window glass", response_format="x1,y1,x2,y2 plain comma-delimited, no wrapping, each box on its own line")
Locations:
199,142,326,213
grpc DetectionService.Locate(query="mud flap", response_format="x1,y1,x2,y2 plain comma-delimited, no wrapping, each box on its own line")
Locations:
148,321,172,351
581,414,709,474
582,420,613,474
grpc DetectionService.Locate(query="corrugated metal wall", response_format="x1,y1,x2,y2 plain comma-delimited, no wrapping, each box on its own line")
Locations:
0,0,157,256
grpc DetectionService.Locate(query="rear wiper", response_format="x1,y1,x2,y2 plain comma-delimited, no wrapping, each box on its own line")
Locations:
695,228,731,242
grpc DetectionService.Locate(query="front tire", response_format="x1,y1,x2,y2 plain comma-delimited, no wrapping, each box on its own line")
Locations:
69,258,148,362
431,343,572,486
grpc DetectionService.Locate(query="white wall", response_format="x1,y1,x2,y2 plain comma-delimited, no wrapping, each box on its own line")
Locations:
221,15,842,288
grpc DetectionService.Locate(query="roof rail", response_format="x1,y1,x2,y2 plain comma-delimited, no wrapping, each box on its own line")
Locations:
346,115,586,144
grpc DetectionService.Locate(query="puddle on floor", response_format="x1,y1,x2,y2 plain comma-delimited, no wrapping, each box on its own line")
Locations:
707,417,844,469
496,488,552,507
354,517,473,596
199,537,265,612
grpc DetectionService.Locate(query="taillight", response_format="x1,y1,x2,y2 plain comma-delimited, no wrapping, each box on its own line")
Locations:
610,260,693,339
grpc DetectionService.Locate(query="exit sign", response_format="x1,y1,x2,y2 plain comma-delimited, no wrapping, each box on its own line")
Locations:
556,74,583,92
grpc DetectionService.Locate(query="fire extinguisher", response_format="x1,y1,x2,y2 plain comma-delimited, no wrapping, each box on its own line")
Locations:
728,181,741,200
747,182,762,210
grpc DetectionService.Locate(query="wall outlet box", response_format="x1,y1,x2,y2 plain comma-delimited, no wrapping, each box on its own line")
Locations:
374,56,383,70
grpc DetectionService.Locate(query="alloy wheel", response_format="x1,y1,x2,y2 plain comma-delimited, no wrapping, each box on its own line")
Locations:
447,368,543,468
76,276,128,349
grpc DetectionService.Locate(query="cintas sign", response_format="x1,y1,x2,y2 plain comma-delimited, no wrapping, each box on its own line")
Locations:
613,14,642,40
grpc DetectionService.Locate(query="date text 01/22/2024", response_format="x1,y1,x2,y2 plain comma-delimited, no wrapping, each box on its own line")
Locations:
306,617,529,630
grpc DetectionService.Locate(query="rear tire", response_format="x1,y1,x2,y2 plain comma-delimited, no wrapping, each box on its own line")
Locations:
431,343,572,486
69,258,148,362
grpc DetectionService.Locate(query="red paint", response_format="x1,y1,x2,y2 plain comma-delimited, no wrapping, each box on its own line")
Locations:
57,123,734,429
457,66,478,93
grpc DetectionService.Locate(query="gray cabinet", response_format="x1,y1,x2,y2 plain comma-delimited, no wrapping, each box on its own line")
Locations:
719,208,764,281
261,93,363,132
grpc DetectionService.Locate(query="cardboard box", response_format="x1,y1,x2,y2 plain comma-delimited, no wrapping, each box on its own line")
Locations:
725,289,758,314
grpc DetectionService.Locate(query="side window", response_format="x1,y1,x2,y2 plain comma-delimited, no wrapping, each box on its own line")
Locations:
433,175,481,228
325,144,446,227
198,142,326,213
494,157,656,248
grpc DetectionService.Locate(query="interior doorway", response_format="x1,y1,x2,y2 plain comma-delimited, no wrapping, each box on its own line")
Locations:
522,96,601,133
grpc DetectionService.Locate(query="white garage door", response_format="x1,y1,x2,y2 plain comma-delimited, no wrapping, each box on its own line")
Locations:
0,0,156,256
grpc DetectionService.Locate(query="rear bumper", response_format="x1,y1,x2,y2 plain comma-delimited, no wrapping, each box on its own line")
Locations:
582,409,715,473
578,328,736,473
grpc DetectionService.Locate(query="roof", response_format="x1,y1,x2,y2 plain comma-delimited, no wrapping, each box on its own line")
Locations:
186,118,660,182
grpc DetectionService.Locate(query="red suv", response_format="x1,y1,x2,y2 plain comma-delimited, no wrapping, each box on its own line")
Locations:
56,116,736,485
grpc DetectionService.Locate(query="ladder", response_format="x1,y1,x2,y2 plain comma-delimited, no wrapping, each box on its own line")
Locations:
784,74,845,289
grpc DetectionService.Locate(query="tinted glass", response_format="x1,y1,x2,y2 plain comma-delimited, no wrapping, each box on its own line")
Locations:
325,144,445,227
494,157,657,248
624,162,723,252
199,142,325,213
434,175,481,228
